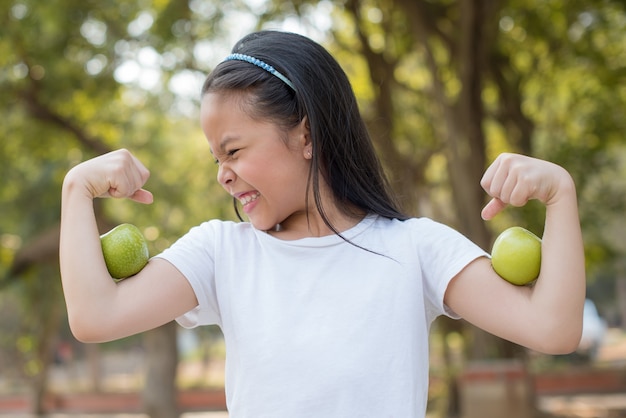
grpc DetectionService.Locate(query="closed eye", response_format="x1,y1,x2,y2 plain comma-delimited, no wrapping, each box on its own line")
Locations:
212,149,239,165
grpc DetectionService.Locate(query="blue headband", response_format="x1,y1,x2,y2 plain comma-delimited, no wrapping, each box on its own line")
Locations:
224,53,296,91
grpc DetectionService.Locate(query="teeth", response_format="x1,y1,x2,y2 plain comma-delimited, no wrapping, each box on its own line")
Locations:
239,192,260,205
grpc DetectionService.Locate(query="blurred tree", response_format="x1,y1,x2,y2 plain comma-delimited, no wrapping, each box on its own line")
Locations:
0,0,228,416
284,0,626,414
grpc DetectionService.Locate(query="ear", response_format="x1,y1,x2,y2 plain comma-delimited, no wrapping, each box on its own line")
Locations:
294,116,312,159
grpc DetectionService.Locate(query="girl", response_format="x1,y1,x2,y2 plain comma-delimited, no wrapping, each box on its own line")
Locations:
60,30,585,417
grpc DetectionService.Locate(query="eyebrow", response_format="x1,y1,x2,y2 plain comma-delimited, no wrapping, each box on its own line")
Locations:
210,136,238,156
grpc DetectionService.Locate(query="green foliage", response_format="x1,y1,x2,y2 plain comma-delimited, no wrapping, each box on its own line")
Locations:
0,0,234,387
327,0,626,278
495,1,626,285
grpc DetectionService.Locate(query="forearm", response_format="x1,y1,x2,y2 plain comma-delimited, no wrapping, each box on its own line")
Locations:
450,154,586,354
530,175,586,351
59,173,118,340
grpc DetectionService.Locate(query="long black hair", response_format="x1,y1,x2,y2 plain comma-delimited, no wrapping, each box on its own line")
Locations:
201,30,408,233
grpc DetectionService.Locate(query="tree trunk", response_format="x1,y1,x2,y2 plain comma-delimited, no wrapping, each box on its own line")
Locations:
86,343,103,392
142,321,179,418
447,0,493,250
31,285,63,415
617,277,626,328
387,1,533,416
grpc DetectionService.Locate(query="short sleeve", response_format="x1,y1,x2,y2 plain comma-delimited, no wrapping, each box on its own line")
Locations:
154,221,222,328
414,218,489,323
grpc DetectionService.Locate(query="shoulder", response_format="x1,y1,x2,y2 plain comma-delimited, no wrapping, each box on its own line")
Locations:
370,215,456,237
186,219,255,238
163,220,258,254
356,216,459,257
369,216,486,258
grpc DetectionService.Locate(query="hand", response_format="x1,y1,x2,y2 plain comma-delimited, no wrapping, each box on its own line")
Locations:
480,153,573,220
65,149,153,204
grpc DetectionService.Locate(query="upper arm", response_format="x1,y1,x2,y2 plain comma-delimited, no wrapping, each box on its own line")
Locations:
444,257,540,349
71,257,198,343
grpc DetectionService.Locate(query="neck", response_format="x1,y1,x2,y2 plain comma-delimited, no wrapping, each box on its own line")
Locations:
269,206,365,240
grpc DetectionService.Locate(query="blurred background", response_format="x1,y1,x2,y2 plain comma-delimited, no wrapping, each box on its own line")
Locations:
1,0,626,417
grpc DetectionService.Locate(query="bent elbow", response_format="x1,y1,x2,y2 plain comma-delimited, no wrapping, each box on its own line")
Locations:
67,312,109,344
541,337,581,355
68,317,96,343
535,324,583,355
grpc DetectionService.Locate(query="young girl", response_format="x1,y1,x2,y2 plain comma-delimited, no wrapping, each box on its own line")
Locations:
60,30,585,417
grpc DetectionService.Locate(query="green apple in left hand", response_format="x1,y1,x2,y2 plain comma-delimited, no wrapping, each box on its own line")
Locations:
491,226,542,286
100,223,149,280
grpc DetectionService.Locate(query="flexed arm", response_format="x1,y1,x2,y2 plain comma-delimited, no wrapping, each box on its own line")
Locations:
60,149,196,342
445,153,585,354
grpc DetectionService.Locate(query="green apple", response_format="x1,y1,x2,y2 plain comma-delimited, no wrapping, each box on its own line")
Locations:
491,226,542,286
100,223,149,280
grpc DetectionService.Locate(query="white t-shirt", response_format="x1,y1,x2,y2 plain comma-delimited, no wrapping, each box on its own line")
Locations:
156,215,487,417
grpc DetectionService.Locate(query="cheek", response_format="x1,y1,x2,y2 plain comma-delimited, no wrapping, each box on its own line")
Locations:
232,159,273,192
241,148,311,193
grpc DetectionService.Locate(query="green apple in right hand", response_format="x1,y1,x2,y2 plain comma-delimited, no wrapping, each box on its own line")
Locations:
491,226,542,286
100,223,149,280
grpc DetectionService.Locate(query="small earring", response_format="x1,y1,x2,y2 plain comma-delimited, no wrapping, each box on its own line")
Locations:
307,151,312,158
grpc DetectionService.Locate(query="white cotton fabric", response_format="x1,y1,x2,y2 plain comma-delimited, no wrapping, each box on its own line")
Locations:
155,215,487,417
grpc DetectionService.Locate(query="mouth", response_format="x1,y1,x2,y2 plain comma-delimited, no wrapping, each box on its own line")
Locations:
237,191,260,208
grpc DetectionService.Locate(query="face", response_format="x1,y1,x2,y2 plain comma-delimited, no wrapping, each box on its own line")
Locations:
200,92,313,233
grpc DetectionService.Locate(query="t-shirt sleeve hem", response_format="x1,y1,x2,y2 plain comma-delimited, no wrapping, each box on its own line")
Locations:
153,248,220,328
439,252,490,319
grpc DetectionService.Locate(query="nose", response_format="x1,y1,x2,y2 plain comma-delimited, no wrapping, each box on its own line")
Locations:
217,162,235,186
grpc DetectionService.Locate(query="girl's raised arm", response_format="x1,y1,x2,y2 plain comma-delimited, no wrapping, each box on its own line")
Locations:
444,153,586,354
60,149,196,343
